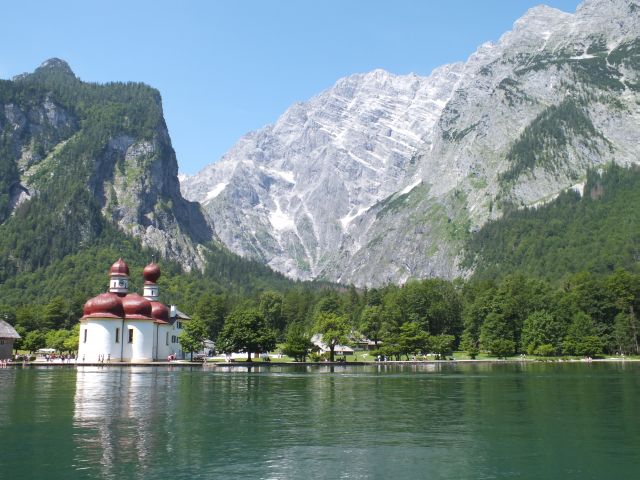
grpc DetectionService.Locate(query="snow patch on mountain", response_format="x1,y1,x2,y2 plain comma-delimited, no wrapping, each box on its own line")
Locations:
182,0,640,286
205,182,227,201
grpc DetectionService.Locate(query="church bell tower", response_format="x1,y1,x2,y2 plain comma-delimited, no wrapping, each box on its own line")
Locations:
109,258,130,294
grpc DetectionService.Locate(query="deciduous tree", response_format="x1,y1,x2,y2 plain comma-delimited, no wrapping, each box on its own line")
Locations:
282,323,315,362
359,305,384,347
179,318,209,361
217,307,276,362
430,334,456,360
396,322,430,359
521,311,565,355
314,312,349,362
23,330,45,353
259,291,286,336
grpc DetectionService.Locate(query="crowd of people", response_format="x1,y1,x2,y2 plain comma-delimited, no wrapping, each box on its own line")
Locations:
43,353,75,363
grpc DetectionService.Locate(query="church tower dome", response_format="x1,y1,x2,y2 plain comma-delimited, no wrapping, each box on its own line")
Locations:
143,262,161,283
143,262,161,301
82,297,95,317
109,258,130,294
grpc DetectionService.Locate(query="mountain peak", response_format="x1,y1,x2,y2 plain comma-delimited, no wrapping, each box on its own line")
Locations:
512,4,572,34
35,58,76,77
181,0,640,287
520,4,569,19
13,58,77,82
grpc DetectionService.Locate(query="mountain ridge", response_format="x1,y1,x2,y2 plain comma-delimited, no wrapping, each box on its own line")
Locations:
0,59,215,276
182,0,640,287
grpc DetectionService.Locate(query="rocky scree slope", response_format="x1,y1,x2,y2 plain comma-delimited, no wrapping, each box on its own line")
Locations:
182,0,640,286
0,59,213,273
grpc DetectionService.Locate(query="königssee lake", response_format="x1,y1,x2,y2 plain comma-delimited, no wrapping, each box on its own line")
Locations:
1,363,640,479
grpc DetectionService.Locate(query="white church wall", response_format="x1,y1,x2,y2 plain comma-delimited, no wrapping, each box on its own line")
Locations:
157,325,172,360
126,321,155,362
78,319,123,362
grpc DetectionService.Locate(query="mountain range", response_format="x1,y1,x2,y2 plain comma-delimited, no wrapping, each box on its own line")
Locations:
1,0,639,293
0,59,295,309
181,0,640,286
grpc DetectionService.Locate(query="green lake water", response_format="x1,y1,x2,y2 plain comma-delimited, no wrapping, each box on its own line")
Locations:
1,362,640,479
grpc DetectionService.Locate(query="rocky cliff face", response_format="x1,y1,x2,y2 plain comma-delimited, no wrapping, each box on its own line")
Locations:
181,64,464,282
182,0,640,286
89,128,213,269
0,59,213,270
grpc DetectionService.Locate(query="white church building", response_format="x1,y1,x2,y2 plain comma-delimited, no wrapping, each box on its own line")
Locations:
78,259,190,362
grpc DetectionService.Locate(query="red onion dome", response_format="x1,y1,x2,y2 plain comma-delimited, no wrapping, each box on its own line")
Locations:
143,262,161,284
82,293,125,319
150,301,170,323
122,293,153,319
110,258,129,276
82,297,95,317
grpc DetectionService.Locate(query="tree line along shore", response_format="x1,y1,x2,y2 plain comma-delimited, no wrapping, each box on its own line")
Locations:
4,267,640,363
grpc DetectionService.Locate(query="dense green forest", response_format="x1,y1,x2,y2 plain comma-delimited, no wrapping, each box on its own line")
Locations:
5,165,640,360
6,264,640,360
467,164,640,281
0,61,166,275
3,62,640,361
498,97,606,188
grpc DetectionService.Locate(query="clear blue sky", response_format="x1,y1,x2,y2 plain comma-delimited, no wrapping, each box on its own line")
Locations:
1,0,581,174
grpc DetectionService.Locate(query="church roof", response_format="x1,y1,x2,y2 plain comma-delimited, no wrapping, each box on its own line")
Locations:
0,320,20,339
143,262,161,284
82,292,159,320
82,292,125,319
151,301,170,323
82,259,186,323
174,308,191,320
122,293,153,320
110,258,129,276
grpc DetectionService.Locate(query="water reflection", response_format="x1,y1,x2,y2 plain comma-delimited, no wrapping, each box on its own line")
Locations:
73,366,183,479
2,363,640,479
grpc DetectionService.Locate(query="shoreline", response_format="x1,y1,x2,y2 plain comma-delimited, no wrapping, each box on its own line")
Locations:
206,357,640,367
3,357,639,368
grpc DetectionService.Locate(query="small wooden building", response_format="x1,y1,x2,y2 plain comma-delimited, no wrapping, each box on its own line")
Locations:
311,334,355,357
0,320,20,360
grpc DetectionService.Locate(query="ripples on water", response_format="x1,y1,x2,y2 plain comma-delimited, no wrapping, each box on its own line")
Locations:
1,363,640,479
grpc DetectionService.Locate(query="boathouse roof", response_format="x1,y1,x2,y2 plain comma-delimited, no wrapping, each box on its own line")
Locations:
0,320,20,339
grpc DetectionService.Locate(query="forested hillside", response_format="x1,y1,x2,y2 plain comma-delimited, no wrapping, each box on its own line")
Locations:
0,58,212,279
466,164,640,282
3,60,640,362
0,59,307,350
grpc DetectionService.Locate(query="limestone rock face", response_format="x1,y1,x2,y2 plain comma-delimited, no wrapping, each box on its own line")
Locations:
92,127,214,270
1,59,213,270
182,0,640,286
182,64,464,281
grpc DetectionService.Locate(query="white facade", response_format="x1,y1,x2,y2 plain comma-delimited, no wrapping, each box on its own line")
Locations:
78,319,117,363
78,260,188,363
155,321,186,360
78,319,186,362
128,320,155,362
